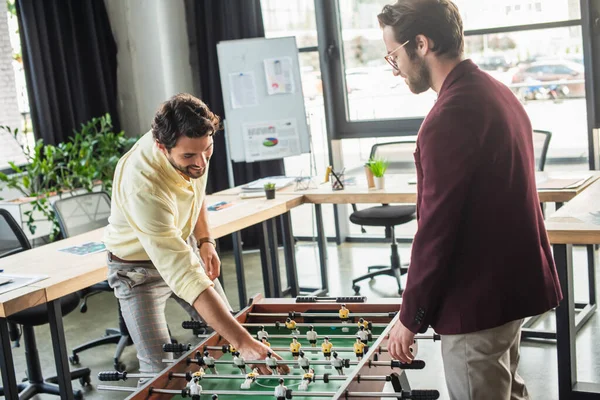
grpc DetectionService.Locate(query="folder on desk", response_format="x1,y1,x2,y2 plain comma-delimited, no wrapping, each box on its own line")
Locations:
0,274,47,296
240,176,296,191
536,176,591,190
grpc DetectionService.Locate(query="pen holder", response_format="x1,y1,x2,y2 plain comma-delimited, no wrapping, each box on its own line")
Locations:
330,171,345,191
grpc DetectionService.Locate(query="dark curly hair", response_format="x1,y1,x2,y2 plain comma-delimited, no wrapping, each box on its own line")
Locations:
151,93,222,150
378,0,464,60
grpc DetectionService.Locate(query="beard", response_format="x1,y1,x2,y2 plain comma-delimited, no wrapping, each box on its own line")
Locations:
166,154,206,179
405,56,432,94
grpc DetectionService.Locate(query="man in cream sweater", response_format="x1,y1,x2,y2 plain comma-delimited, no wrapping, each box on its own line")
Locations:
104,93,284,375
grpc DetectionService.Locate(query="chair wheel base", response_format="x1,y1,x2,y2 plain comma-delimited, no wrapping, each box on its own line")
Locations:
353,285,361,295
69,354,80,365
114,361,126,372
79,375,92,387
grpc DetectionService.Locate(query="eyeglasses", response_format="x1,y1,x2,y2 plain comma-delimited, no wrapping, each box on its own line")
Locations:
384,40,409,71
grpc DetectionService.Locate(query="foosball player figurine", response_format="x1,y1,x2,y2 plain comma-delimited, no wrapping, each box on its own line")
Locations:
298,368,315,391
203,351,217,374
321,336,333,366
274,378,287,400
297,351,310,372
290,336,302,361
357,325,369,344
358,318,372,340
339,304,350,332
261,336,271,347
186,372,203,400
232,351,246,373
257,325,269,341
229,344,236,354
241,367,260,389
306,325,318,347
265,351,279,374
354,337,366,361
285,318,300,335
331,352,344,375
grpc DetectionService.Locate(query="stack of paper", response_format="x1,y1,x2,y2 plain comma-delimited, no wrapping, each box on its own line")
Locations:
240,176,297,192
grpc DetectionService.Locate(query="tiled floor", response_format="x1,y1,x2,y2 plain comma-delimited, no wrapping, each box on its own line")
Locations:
3,241,599,399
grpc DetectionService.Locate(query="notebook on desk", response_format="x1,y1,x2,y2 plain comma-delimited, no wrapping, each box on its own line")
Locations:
0,274,48,296
536,176,591,190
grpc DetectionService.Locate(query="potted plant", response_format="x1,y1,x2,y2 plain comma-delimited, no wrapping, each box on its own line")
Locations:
264,182,276,199
367,158,389,190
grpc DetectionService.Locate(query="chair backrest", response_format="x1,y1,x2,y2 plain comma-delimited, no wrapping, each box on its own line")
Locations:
532,129,552,172
53,192,112,238
0,209,31,258
369,138,418,174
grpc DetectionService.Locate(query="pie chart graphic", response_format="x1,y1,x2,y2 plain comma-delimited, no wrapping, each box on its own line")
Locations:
263,137,279,147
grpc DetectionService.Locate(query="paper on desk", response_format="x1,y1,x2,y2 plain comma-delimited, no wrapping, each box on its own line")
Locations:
207,200,241,212
58,242,106,256
0,274,48,296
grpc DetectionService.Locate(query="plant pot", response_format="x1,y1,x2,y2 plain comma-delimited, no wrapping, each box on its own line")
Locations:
374,176,385,190
365,166,375,188
265,189,276,199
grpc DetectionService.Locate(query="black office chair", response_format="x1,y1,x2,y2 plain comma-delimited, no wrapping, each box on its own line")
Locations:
350,139,417,295
52,192,132,371
533,129,552,172
0,209,91,400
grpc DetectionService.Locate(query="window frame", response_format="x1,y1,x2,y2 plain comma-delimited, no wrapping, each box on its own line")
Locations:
315,0,596,159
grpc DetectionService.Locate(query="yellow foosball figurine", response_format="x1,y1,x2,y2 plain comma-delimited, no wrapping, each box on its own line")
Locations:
285,318,300,335
261,337,271,347
229,344,236,354
241,367,260,389
290,336,302,360
354,337,366,360
298,368,315,390
339,304,350,332
321,336,333,361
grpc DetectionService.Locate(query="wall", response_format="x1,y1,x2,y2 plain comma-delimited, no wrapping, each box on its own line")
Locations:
103,0,197,137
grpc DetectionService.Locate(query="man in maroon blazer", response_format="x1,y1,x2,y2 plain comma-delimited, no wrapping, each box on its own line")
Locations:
378,1,562,399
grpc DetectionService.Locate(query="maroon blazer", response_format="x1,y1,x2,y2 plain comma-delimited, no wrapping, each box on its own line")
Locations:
400,60,562,335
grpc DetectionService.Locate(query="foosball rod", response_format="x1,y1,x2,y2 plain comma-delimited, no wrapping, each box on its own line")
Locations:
263,334,440,341
242,322,389,328
97,386,438,398
98,371,391,382
247,312,397,318
164,358,427,370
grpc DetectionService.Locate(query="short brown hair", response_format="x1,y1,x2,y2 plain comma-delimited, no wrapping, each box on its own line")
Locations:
378,0,464,60
151,93,222,150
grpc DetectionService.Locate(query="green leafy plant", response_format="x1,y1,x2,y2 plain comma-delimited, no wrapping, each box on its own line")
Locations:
264,182,276,190
0,114,136,240
367,158,390,178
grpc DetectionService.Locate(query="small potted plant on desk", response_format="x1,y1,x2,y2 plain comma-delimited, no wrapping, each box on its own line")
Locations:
367,158,389,190
264,182,276,199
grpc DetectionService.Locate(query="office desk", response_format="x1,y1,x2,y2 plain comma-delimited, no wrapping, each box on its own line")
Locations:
546,178,600,400
0,194,304,399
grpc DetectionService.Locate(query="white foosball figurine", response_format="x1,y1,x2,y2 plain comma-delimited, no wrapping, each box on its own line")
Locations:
274,378,287,400
331,352,344,375
265,351,279,374
357,325,369,344
297,351,310,372
339,304,350,332
203,351,217,374
186,373,203,400
257,325,269,341
306,325,318,347
241,367,259,389
298,368,315,391
232,351,246,373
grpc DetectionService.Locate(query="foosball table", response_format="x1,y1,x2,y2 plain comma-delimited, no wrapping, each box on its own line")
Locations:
98,296,441,399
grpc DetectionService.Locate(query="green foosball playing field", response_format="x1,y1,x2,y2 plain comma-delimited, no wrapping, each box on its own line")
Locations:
169,324,386,400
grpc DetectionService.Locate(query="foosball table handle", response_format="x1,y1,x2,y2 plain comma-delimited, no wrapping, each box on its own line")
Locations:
98,371,127,381
295,296,366,303
391,359,426,370
182,320,208,330
163,343,192,353
405,389,440,399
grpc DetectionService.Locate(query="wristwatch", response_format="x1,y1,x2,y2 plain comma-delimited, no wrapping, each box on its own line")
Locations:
197,237,216,248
